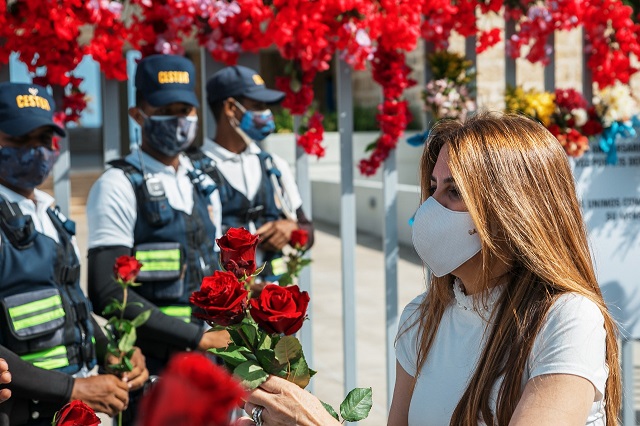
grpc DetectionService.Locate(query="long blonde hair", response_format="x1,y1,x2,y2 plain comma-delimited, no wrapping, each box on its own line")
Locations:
412,111,621,425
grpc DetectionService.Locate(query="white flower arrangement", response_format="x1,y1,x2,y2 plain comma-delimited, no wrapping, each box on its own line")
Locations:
593,81,639,128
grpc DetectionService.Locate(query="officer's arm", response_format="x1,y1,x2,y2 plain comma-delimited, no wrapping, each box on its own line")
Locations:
0,345,73,405
87,246,203,350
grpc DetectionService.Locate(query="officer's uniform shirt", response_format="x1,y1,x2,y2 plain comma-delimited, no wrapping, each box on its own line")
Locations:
87,148,222,250
0,184,80,259
202,138,303,266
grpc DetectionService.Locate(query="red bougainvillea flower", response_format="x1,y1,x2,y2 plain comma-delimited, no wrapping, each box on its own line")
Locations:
250,284,310,335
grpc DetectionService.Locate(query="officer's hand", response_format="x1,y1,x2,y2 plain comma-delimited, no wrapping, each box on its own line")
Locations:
197,330,231,351
123,347,149,391
71,375,129,417
0,358,11,403
256,220,298,252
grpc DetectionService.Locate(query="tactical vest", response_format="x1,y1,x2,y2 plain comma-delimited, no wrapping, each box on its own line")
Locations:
187,149,287,281
109,160,218,323
0,196,97,374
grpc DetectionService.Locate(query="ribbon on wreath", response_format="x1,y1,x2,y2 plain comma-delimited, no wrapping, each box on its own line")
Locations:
406,130,430,147
598,116,640,165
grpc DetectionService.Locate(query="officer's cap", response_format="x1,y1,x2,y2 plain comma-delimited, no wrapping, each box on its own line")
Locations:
135,54,200,108
206,65,285,105
0,82,66,138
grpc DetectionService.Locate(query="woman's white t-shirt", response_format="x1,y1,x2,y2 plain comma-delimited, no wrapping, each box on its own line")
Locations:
395,282,608,426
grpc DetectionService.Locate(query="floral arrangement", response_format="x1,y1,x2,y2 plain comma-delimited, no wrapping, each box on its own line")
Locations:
137,352,246,426
4,0,640,175
102,255,150,426
506,86,606,158
190,227,372,422
593,81,640,163
546,88,603,158
505,85,556,127
52,400,100,426
423,51,476,121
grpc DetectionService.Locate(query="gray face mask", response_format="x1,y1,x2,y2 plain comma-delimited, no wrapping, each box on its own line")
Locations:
141,113,198,156
411,197,482,277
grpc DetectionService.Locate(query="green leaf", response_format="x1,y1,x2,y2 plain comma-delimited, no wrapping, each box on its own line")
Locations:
274,336,302,364
277,273,293,287
321,401,340,421
259,333,273,351
210,345,249,367
256,349,284,375
123,356,133,372
240,321,259,349
118,329,137,354
340,387,373,422
131,310,151,328
365,139,379,152
102,300,122,316
286,356,310,389
253,262,267,276
128,302,144,309
234,361,269,390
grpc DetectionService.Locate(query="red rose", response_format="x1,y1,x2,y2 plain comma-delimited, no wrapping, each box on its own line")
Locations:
289,229,309,249
114,255,143,283
54,400,100,426
137,352,246,426
249,284,310,335
190,271,248,327
217,227,260,279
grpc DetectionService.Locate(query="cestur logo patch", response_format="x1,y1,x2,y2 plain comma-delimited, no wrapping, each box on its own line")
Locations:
252,74,265,86
16,88,51,111
157,71,190,84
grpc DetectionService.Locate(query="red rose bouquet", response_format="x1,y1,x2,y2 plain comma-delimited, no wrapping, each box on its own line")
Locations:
191,228,371,422
52,400,100,426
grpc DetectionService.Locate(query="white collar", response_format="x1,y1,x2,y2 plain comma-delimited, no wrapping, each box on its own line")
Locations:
126,148,193,175
203,138,261,162
0,184,55,212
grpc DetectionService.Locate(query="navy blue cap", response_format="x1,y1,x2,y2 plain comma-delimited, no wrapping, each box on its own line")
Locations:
135,54,200,107
0,82,66,137
206,65,285,105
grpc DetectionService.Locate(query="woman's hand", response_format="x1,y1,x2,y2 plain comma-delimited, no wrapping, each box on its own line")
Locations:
243,376,340,426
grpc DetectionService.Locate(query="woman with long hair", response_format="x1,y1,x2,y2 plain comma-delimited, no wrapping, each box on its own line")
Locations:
238,112,621,426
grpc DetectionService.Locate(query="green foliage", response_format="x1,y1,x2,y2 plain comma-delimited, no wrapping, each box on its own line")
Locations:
274,107,294,133
234,361,269,390
274,336,303,364
321,388,373,423
340,387,373,422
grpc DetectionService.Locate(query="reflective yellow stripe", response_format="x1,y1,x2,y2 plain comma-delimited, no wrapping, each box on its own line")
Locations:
8,295,62,318
13,308,65,331
140,261,181,271
136,249,181,261
20,346,70,370
271,258,287,276
159,306,191,322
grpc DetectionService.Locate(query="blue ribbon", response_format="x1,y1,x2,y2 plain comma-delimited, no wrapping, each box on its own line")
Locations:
406,130,430,147
599,116,640,165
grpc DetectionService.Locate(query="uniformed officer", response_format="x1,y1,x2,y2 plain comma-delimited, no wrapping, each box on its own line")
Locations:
86,54,229,379
189,65,314,282
0,82,148,426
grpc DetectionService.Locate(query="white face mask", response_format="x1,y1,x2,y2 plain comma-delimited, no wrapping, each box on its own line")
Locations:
411,197,482,277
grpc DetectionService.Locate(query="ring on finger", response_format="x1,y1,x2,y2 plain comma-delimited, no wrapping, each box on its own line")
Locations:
252,405,265,426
